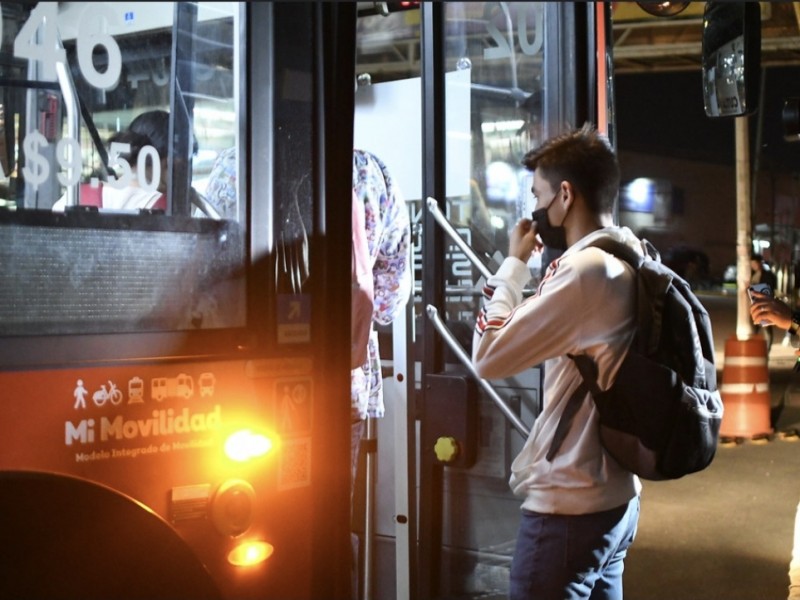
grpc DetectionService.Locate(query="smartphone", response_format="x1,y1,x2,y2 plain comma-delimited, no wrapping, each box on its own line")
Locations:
748,282,772,303
749,283,773,326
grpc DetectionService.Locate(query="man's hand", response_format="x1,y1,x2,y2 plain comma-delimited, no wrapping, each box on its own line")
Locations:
509,217,542,263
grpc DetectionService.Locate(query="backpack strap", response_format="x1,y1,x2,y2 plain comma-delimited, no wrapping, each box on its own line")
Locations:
546,354,602,461
583,236,644,270
546,236,643,463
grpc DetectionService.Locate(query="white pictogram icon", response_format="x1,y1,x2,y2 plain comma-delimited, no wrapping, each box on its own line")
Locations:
128,377,144,404
288,301,301,320
199,372,216,397
73,379,88,410
93,380,123,407
280,381,310,433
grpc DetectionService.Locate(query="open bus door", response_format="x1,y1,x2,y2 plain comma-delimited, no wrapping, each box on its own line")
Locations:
0,3,356,599
353,3,611,598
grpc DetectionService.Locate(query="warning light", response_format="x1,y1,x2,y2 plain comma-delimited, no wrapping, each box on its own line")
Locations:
224,429,273,462
227,540,274,567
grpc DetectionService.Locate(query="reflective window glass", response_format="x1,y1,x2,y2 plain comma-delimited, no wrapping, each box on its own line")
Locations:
444,2,545,302
0,2,245,336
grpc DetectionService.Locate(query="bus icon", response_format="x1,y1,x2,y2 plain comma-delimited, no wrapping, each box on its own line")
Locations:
151,374,194,402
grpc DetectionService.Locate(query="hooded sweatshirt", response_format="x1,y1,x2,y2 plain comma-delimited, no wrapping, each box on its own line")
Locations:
473,225,644,515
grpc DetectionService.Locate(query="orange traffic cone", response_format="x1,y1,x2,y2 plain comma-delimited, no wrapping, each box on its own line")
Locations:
719,335,773,438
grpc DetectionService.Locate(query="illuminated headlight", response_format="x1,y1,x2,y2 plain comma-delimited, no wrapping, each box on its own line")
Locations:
224,429,273,462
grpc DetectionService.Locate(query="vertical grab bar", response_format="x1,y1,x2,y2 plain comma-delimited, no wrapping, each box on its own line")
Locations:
55,60,81,208
363,416,377,600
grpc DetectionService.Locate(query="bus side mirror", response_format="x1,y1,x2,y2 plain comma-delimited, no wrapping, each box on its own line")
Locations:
701,1,761,118
636,2,689,18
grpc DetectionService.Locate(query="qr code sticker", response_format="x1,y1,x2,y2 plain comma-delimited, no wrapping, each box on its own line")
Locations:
278,437,312,490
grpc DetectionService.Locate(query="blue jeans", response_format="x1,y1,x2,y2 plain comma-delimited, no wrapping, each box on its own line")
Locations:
509,496,640,600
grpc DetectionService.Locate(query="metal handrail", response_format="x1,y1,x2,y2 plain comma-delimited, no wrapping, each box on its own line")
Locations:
425,197,493,281
55,60,81,208
425,304,529,439
424,197,530,438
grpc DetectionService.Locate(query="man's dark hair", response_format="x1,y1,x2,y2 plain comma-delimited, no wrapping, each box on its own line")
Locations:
521,123,620,214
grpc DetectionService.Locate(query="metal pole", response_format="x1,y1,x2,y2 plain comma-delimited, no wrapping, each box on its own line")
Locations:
426,304,530,438
426,197,494,281
736,116,753,341
392,246,415,600
54,61,80,207
363,417,376,600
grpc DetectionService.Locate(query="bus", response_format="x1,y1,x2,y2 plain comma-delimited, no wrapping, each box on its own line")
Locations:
0,2,769,600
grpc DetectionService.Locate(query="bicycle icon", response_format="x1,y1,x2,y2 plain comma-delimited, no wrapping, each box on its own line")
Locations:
93,380,123,407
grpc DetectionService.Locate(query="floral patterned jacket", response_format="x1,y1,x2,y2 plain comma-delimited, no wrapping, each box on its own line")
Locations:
351,149,412,420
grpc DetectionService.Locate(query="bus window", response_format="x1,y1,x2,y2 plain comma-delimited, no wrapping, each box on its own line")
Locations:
0,2,246,343
355,2,546,313
422,2,548,340
1,2,241,218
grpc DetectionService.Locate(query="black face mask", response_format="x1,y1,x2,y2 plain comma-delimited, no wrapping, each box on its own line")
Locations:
531,193,568,251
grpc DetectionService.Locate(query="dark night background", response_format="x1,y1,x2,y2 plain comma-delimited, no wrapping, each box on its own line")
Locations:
611,66,800,282
616,66,800,172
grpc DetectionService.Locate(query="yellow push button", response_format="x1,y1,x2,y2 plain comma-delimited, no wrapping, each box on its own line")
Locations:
434,436,459,463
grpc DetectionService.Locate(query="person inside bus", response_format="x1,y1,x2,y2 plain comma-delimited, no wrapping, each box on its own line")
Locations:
471,124,641,600
54,109,220,217
129,109,219,218
52,128,166,212
350,148,411,600
193,145,412,598
204,146,237,219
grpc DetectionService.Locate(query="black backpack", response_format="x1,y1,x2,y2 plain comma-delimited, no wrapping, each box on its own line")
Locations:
546,237,724,480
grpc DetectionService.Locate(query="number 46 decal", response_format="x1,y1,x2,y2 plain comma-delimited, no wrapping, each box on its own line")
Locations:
13,2,122,90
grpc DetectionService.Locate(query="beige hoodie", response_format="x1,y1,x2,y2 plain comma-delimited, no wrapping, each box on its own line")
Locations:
473,226,644,515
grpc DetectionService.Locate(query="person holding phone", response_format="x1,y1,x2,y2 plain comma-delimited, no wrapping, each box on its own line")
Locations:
749,290,800,336
748,290,800,600
751,253,779,351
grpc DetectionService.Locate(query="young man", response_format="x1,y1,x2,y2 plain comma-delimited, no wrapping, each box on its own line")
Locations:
472,124,643,600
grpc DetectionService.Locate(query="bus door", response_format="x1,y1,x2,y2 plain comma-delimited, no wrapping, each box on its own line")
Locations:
0,3,356,599
355,3,608,598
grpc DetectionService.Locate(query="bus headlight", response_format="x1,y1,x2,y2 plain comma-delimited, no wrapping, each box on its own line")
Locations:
224,429,273,462
227,540,274,567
